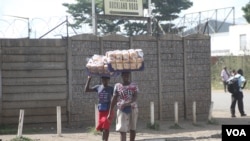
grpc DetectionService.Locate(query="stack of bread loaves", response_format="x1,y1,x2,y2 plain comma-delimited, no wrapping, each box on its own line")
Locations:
85,49,144,76
106,49,144,71
86,54,111,75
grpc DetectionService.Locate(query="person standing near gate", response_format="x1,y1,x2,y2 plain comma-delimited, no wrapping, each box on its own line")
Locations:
84,75,114,141
221,66,230,92
107,71,139,141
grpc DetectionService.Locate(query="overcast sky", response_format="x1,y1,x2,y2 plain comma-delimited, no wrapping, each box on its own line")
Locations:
0,0,75,18
0,0,248,17
181,0,248,17
0,0,249,38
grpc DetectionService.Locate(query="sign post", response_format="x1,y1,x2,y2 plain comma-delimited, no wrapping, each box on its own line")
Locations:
104,0,143,17
92,0,96,35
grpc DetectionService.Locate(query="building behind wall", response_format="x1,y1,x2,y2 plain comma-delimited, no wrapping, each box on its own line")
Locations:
211,24,250,56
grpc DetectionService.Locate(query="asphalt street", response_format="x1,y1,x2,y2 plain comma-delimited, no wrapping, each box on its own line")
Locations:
212,89,250,116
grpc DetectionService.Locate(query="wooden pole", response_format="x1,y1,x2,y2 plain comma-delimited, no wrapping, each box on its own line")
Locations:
193,101,196,124
17,109,24,137
174,102,178,124
57,106,62,137
150,102,154,125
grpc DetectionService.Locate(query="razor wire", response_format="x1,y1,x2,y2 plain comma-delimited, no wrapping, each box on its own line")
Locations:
0,7,238,39
174,7,236,36
0,15,92,39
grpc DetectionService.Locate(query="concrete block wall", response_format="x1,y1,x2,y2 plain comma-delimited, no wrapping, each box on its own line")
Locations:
0,33,211,126
0,39,68,125
160,35,185,120
69,34,211,126
184,35,211,120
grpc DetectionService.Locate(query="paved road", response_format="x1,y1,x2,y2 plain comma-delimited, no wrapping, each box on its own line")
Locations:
212,89,250,116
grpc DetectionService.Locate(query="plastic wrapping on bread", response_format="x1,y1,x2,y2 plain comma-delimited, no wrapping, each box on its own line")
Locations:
106,49,144,71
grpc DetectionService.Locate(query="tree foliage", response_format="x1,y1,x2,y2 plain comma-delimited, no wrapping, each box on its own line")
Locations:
63,0,193,36
242,3,250,23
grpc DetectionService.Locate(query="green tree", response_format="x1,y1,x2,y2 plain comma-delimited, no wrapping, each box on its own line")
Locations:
242,2,250,23
63,0,193,36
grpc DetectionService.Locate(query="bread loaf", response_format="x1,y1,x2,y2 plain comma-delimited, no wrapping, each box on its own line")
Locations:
136,57,144,62
115,50,123,63
130,62,137,70
123,62,130,69
128,49,137,62
106,51,116,63
111,62,117,70
116,63,123,70
104,49,144,71
122,50,130,62
97,63,104,74
86,55,108,74
137,62,142,69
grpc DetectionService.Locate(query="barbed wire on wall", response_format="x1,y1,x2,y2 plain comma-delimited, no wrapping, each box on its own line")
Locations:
174,7,236,37
0,7,240,39
0,16,92,39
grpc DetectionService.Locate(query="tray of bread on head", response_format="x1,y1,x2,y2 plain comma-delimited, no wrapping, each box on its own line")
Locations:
106,49,144,72
85,54,120,77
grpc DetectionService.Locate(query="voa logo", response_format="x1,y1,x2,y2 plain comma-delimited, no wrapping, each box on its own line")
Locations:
226,129,246,136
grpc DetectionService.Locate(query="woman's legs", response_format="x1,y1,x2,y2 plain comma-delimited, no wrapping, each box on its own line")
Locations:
130,130,136,141
120,132,126,141
98,111,113,141
102,129,109,141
